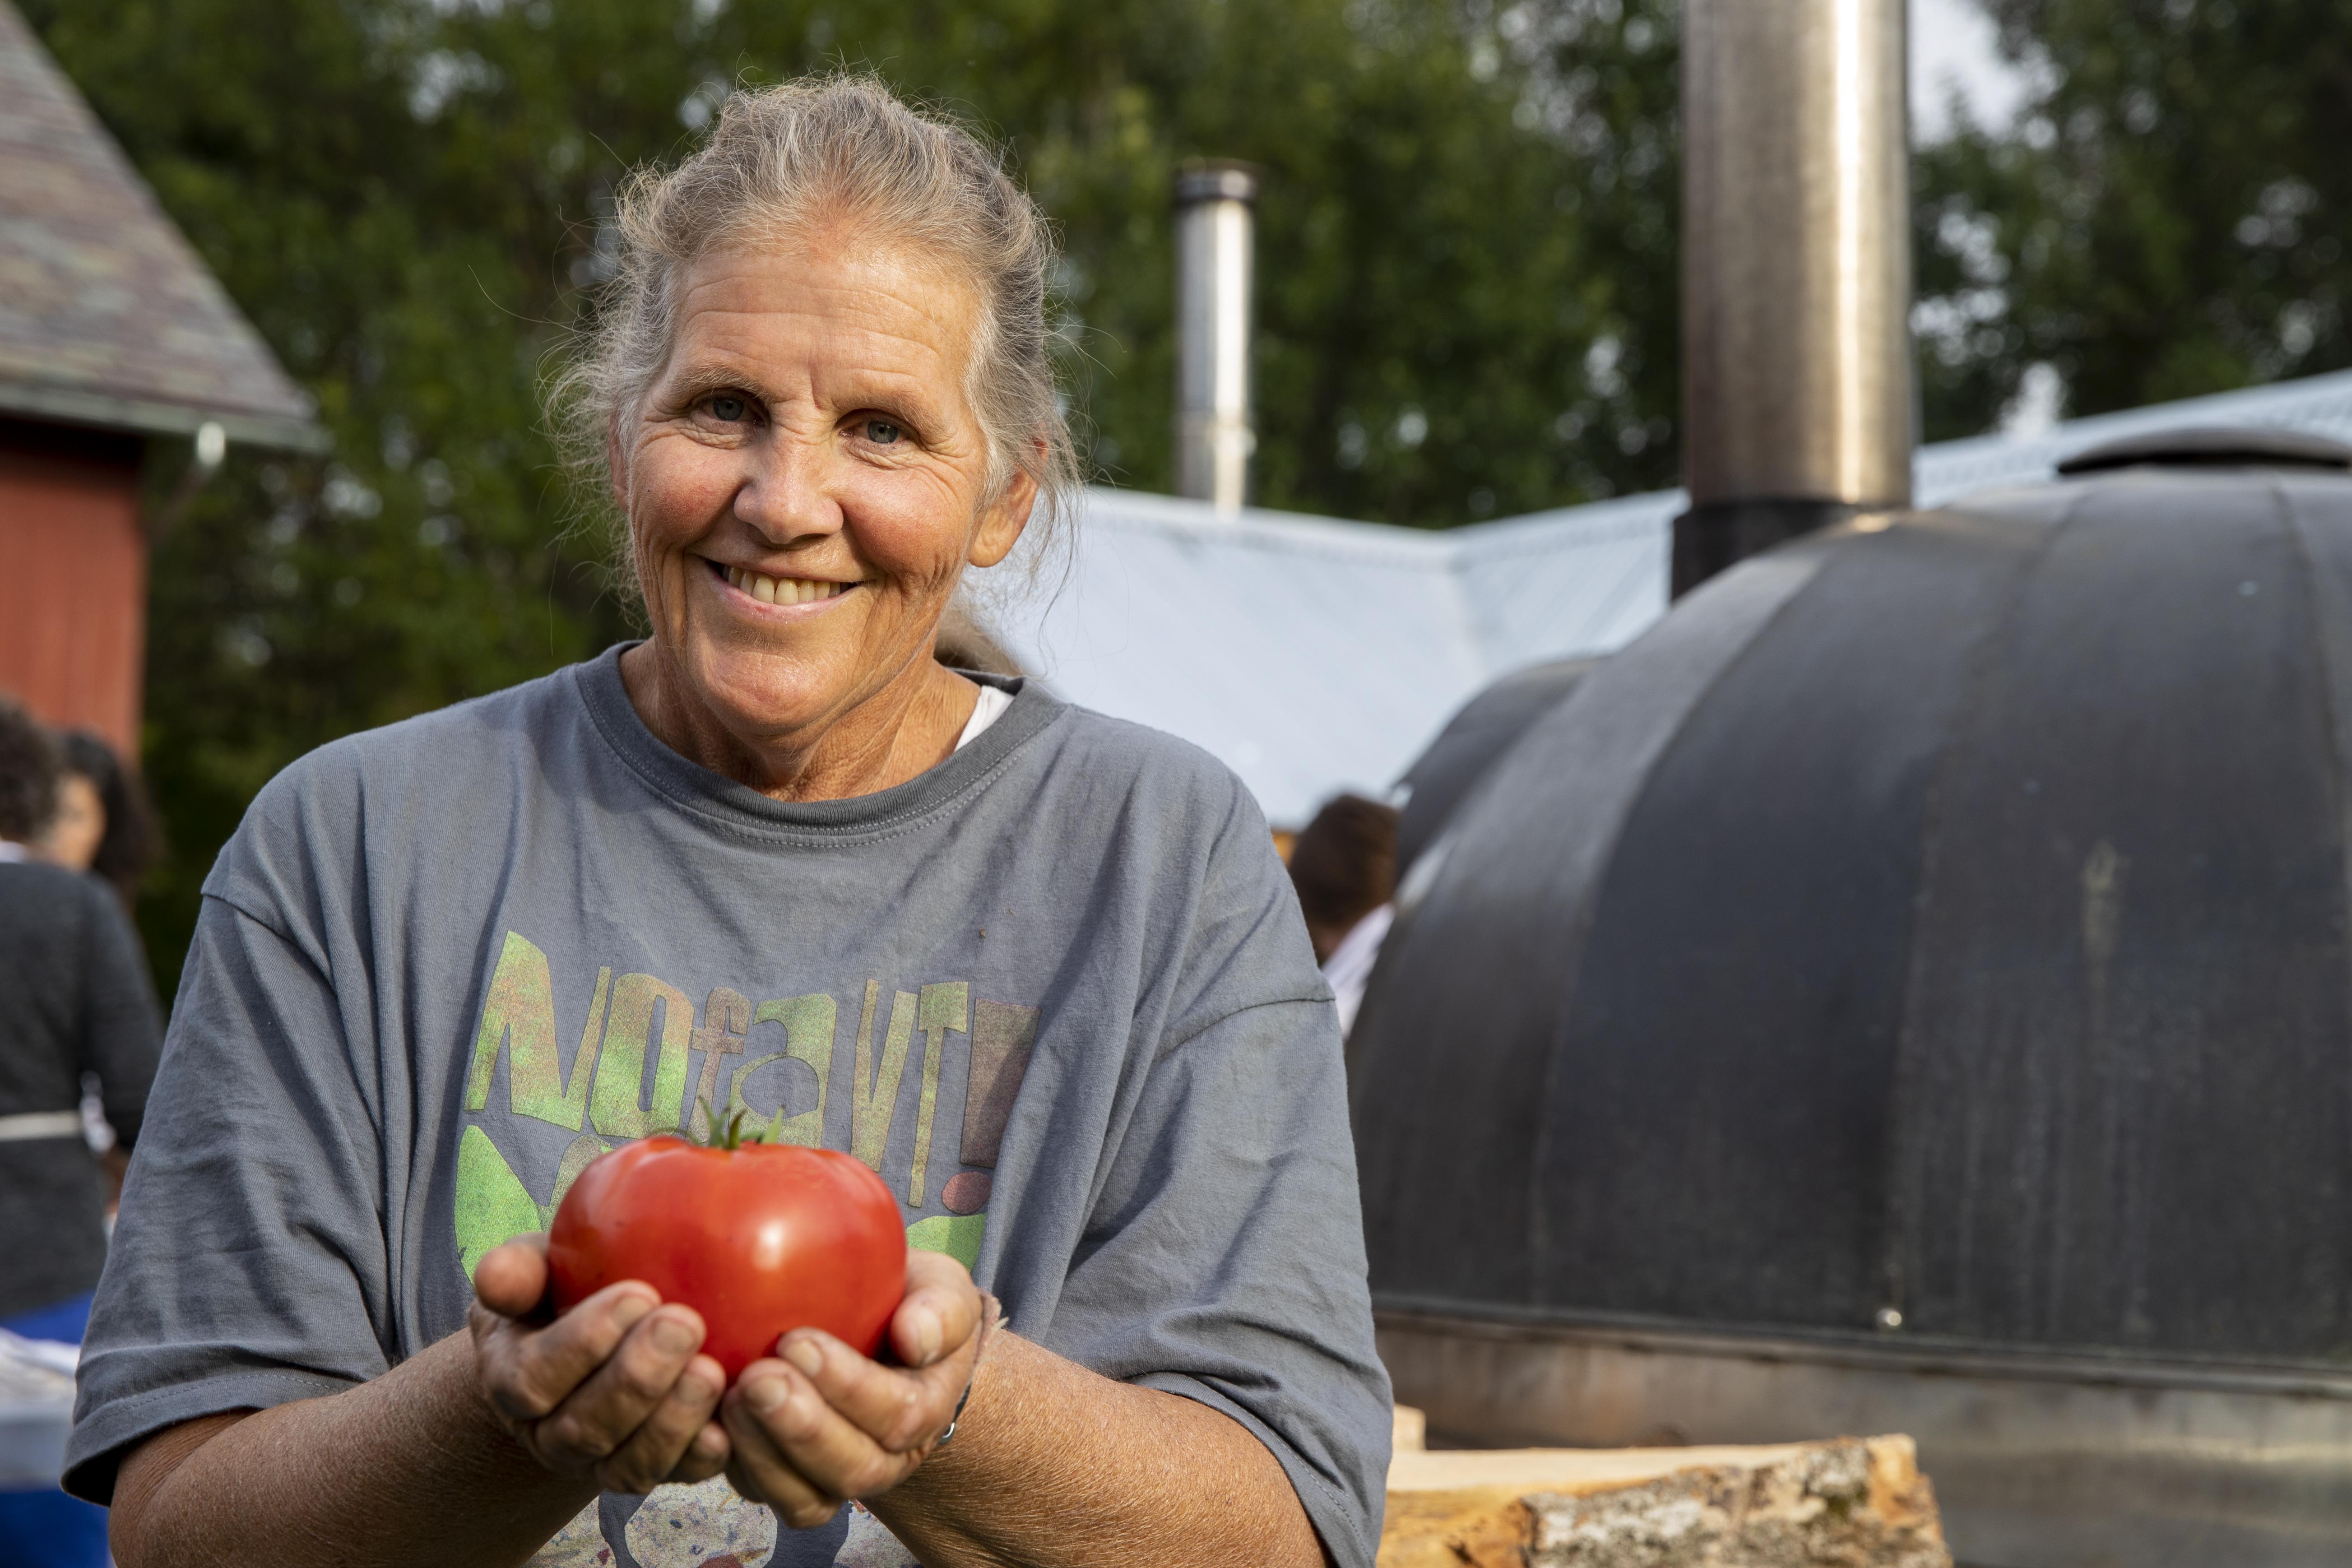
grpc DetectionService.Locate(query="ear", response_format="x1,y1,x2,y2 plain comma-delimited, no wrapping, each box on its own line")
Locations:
969,461,1039,570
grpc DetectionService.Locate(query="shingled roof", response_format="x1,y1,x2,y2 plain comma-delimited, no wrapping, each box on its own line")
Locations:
0,1,324,451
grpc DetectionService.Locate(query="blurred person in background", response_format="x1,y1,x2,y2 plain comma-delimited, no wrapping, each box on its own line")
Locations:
0,697,162,1568
36,731,159,915
32,730,160,1219
1287,793,1399,1035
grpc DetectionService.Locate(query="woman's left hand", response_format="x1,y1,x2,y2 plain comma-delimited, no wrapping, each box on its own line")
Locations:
722,1248,988,1528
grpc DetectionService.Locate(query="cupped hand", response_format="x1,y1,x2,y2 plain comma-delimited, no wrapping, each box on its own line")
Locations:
469,1234,732,1494
721,1249,988,1528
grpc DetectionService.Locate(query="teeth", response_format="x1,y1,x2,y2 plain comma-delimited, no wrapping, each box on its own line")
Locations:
720,562,847,606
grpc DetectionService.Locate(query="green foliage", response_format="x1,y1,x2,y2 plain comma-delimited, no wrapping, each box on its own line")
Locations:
27,0,637,994
26,0,1679,996
1914,0,2352,438
41,0,2341,996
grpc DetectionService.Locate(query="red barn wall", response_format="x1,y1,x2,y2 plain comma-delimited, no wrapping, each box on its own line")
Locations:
0,419,148,760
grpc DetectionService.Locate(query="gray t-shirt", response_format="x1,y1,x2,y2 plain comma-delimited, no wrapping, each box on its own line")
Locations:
65,649,1391,1566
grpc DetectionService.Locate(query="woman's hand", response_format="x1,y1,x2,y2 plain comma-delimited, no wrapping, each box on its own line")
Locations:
469,1234,733,1494
721,1249,988,1527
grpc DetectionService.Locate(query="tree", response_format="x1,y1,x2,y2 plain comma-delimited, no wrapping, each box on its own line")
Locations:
1914,0,2352,439
24,0,1681,993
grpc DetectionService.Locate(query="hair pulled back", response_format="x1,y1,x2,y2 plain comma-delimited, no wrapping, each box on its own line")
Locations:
553,74,1078,591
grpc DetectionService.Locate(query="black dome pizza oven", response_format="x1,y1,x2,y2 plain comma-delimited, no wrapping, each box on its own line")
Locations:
1354,431,2352,1567
1348,3,2352,1563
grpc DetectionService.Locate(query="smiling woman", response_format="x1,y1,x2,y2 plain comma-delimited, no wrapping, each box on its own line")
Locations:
66,75,1389,1568
552,79,1079,802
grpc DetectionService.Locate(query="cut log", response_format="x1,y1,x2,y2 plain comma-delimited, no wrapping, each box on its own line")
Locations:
1381,1433,1950,1568
1395,1403,1428,1453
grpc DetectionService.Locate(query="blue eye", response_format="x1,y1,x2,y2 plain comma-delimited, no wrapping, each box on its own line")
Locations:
866,420,903,445
709,395,747,422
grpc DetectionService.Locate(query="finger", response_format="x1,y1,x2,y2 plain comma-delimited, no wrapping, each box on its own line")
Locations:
779,1328,969,1454
889,1251,980,1369
724,1373,848,1530
886,1251,979,1369
473,1234,552,1319
593,1352,725,1495
482,1283,657,1424
665,1419,733,1487
737,1349,929,1498
533,1305,710,1468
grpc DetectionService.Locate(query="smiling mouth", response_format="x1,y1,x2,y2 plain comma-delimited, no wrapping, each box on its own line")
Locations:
714,560,855,606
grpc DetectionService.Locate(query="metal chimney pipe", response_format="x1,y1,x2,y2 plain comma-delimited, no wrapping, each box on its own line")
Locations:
1674,0,1914,596
1174,160,1259,514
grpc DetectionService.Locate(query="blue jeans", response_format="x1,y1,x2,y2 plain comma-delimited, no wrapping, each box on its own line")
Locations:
1,1293,109,1568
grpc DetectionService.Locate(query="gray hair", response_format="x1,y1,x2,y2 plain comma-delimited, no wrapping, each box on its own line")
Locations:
551,74,1078,599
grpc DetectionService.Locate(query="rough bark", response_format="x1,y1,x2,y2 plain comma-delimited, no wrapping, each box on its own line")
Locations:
1380,1420,1950,1568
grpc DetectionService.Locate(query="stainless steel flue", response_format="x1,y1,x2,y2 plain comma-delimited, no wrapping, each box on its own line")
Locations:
1174,161,1258,514
1676,0,1914,594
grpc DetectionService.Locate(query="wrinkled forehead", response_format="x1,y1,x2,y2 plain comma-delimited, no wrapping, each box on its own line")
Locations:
677,208,984,352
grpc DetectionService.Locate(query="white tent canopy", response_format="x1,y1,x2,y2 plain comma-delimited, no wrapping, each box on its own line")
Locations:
986,366,2352,825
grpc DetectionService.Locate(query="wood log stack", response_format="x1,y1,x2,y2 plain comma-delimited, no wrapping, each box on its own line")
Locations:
1379,1408,1952,1568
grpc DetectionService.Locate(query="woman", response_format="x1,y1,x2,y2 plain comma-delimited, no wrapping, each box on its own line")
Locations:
66,77,1389,1568
37,731,160,914
0,698,159,1568
34,731,157,1219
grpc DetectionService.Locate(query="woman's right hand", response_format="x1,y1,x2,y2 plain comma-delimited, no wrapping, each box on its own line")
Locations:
468,1234,732,1494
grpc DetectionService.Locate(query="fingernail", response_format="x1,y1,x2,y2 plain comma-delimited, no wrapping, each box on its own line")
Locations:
612,1295,654,1330
782,1338,823,1377
676,1373,714,1404
913,1315,942,1366
652,1316,698,1355
746,1377,789,1414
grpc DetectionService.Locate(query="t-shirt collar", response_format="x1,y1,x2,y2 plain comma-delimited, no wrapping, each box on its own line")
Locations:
570,642,1058,838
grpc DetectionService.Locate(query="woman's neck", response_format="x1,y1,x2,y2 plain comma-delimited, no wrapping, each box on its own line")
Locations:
618,639,981,803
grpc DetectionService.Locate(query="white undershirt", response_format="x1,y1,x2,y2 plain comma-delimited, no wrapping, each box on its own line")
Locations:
1322,902,1395,1036
955,684,1013,750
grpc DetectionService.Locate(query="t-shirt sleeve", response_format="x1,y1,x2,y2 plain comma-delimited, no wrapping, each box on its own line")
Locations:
74,880,162,1151
63,893,391,1505
1040,789,1393,1568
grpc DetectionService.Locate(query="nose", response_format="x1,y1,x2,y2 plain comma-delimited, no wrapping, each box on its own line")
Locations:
733,419,843,547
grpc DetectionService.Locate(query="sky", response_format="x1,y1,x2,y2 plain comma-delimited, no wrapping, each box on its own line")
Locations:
1911,0,2034,143
1906,0,2064,434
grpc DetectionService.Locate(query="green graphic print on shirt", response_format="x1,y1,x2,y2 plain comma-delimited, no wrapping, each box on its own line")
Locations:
451,929,1038,1287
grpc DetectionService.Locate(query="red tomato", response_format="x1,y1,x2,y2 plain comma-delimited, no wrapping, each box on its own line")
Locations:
547,1137,907,1380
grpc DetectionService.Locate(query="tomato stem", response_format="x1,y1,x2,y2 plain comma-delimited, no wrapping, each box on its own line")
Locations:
693,1095,765,1150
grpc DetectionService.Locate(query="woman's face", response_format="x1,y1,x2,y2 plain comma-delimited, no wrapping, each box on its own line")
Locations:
41,771,104,872
621,232,1034,746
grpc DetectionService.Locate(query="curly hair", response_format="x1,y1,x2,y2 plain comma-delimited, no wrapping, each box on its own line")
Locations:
548,73,1080,608
60,730,159,903
0,695,61,844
